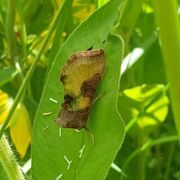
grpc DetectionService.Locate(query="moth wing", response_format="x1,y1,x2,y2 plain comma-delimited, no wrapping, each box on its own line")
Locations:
60,49,105,97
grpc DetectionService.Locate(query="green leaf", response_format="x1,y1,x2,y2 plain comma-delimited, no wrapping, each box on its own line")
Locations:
30,66,47,102
24,0,55,34
0,67,18,87
32,1,124,179
142,41,166,84
48,0,73,62
118,84,169,135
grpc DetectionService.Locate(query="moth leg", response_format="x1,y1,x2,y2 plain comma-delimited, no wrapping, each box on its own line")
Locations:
92,92,106,105
84,125,95,145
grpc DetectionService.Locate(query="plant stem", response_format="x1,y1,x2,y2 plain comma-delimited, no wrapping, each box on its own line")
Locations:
164,143,175,180
153,0,180,142
5,0,16,61
16,0,27,61
135,131,146,180
125,116,137,133
0,135,25,180
0,2,65,139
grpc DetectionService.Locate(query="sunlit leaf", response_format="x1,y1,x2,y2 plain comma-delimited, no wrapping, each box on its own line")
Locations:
98,0,110,7
73,4,95,21
119,84,169,133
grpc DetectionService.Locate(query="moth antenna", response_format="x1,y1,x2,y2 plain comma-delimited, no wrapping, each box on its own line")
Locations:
84,125,95,145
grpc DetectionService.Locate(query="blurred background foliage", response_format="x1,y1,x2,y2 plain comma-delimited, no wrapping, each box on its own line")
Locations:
0,0,97,159
0,0,179,180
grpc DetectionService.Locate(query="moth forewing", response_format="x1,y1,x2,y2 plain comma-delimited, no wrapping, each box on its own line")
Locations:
55,49,105,130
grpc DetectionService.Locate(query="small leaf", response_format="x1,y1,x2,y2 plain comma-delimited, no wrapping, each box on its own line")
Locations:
98,0,110,7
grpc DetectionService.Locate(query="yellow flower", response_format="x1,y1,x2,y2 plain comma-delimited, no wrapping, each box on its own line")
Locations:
0,91,31,158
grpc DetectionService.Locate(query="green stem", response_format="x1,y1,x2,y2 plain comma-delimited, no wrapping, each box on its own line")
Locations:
16,0,27,61
135,131,146,180
125,116,137,133
0,135,25,180
164,143,175,180
5,0,16,61
0,2,65,139
153,0,180,142
136,149,146,180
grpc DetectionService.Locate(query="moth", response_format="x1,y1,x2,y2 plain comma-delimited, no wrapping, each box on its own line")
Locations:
55,49,105,130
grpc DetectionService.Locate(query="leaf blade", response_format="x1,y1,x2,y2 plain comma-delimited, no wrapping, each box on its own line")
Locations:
32,1,124,179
